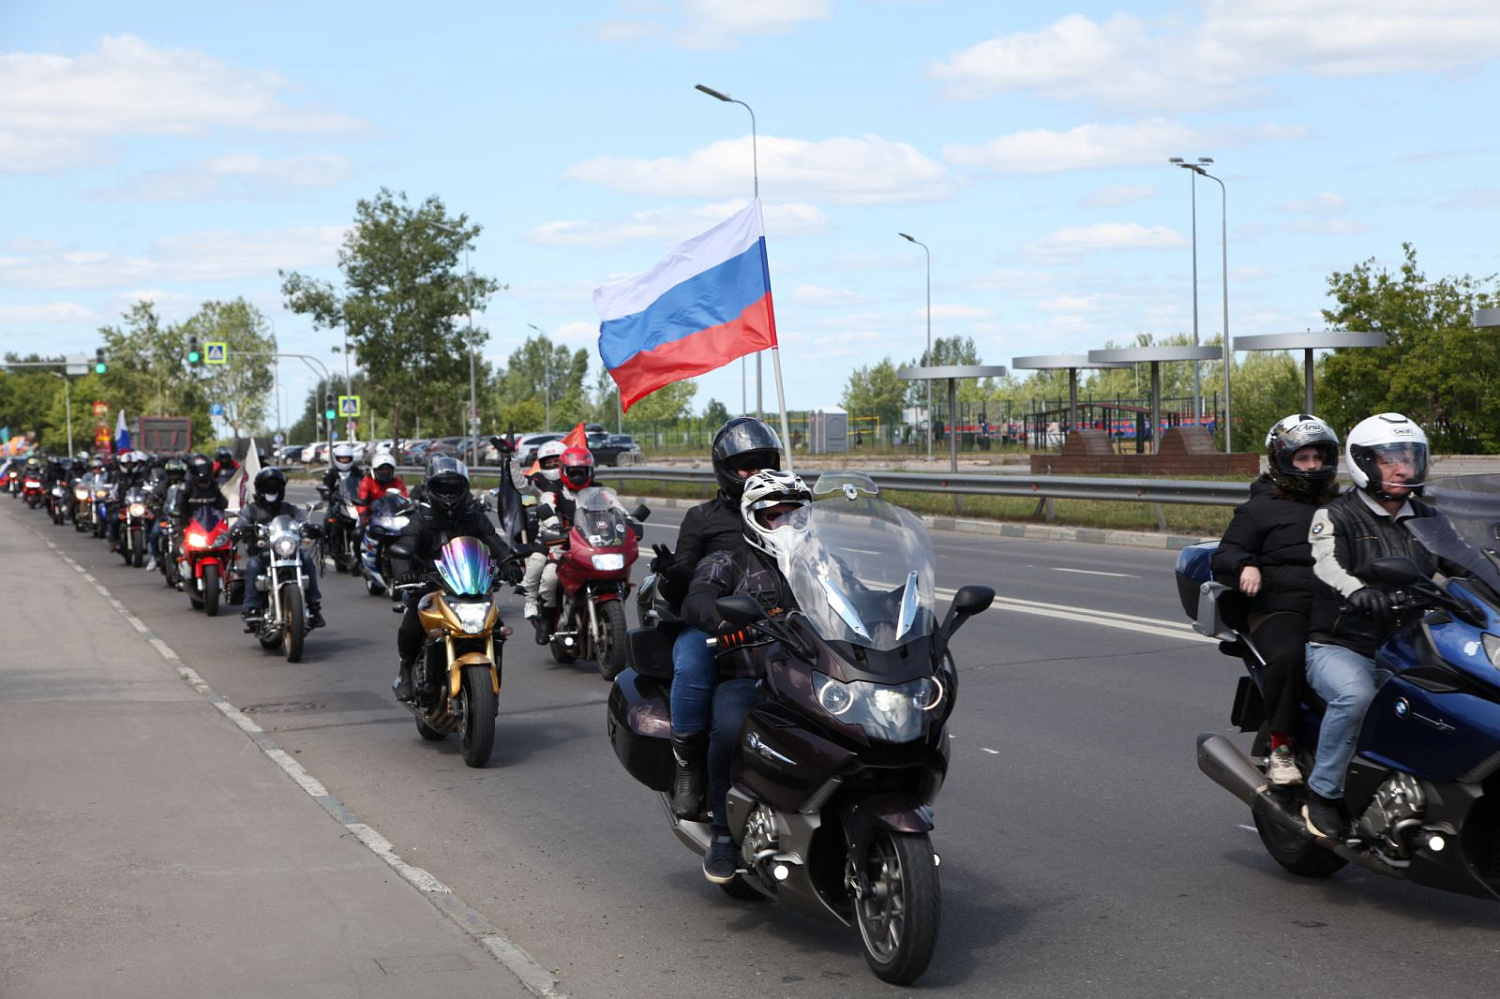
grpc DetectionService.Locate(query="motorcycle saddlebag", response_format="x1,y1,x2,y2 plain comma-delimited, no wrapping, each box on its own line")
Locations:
606,670,674,793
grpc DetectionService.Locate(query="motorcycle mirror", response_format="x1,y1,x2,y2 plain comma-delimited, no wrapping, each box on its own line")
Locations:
1367,556,1423,587
715,594,764,626
939,584,996,645
631,503,651,523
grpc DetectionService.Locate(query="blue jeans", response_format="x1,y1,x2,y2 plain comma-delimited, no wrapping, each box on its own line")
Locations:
708,678,760,834
245,551,322,611
670,627,716,734
1305,643,1382,799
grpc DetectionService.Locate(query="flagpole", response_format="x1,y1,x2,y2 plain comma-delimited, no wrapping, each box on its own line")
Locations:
771,345,794,477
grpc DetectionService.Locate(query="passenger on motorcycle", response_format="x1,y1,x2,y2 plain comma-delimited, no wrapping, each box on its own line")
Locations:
650,417,784,819
1211,414,1340,786
391,456,514,702
213,447,240,485
1303,413,1460,837
683,469,808,883
235,467,325,628
145,457,188,572
520,442,590,631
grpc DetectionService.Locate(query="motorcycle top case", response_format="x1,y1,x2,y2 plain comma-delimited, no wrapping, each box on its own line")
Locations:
606,670,674,793
1175,541,1217,619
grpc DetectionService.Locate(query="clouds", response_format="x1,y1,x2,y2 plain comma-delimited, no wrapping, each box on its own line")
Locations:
0,301,101,323
0,35,367,174
528,201,829,248
945,120,1305,174
929,2,1500,112
593,0,831,49
563,134,955,205
1022,223,1188,261
91,153,354,202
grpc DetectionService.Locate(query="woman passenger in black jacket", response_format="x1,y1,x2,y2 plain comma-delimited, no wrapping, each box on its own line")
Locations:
1211,415,1341,786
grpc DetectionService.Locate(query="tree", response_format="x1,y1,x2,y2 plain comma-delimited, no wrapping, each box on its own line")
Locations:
703,398,729,428
95,300,213,436
1319,243,1499,451
841,357,906,430
498,332,589,431
627,379,697,422
903,335,982,408
185,299,276,441
281,188,501,438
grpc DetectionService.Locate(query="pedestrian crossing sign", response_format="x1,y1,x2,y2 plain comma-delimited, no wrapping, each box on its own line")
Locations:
338,395,361,417
205,342,228,365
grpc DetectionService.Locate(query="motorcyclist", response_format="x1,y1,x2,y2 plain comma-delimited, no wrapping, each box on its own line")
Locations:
355,451,409,518
213,447,240,486
390,456,514,702
1211,414,1341,786
235,467,325,629
682,469,807,883
519,440,579,631
1302,413,1469,837
320,440,365,530
145,457,189,572
650,417,784,819
173,453,229,523
106,451,152,552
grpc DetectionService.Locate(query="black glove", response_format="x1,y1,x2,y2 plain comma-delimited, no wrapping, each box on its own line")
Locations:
303,522,322,539
1348,587,1393,627
649,543,676,574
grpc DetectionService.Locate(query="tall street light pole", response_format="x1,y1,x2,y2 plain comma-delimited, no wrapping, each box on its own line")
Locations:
1169,157,1203,419
526,324,553,431
696,83,762,421
50,372,74,455
426,220,479,467
1183,159,1230,452
899,233,933,462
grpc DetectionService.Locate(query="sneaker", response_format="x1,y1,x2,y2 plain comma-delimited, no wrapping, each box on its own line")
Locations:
145,557,157,573
703,833,738,884
523,600,538,620
1302,792,1347,840
1266,746,1303,786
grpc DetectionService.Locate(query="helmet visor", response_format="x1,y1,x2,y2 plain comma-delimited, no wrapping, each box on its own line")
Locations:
1368,442,1427,493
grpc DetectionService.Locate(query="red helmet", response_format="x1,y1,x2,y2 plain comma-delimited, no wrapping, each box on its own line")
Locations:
559,446,594,490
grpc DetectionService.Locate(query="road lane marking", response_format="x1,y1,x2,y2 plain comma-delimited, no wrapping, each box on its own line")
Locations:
1053,567,1136,578
936,587,1212,644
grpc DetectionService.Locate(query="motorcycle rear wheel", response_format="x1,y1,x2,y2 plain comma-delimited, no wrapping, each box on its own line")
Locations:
1252,796,1347,878
202,564,221,617
281,584,305,663
854,830,940,986
459,663,497,767
596,601,629,681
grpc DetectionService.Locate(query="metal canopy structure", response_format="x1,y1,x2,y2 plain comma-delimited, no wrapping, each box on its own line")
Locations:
1474,308,1500,329
1233,331,1385,413
1087,345,1221,453
897,364,1009,471
1011,354,1131,432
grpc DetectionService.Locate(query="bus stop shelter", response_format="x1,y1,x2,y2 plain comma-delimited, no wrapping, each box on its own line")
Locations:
1233,331,1386,413
1011,353,1131,432
897,364,1008,471
1087,345,1221,454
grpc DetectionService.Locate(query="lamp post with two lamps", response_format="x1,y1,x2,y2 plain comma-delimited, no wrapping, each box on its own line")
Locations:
899,232,933,462
1170,156,1232,451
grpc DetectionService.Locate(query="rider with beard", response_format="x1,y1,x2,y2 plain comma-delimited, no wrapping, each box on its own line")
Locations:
390,456,514,702
681,469,808,883
235,466,325,628
649,417,784,820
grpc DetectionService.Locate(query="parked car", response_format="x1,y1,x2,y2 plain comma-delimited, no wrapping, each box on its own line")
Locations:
401,438,433,464
591,434,640,467
277,445,304,465
514,432,564,468
301,441,329,464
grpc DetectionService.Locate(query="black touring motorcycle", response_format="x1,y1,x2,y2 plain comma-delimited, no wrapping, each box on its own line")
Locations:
608,472,993,985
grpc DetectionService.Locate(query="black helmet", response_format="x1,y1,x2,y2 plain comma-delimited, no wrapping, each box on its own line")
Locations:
215,447,234,465
254,467,287,507
711,417,783,500
425,455,470,516
164,457,188,482
188,453,213,482
1264,414,1340,499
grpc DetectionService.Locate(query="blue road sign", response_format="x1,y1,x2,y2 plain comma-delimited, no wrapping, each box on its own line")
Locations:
209,403,224,416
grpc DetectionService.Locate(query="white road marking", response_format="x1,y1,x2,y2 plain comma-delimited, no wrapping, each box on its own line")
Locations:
982,748,1000,755
1237,824,1258,833
936,587,1212,644
1053,567,1136,578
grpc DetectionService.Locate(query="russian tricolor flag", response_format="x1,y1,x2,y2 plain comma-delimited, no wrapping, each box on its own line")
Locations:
595,199,777,411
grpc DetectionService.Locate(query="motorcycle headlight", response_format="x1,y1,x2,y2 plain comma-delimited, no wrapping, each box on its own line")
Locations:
271,535,298,558
185,528,207,547
128,502,147,518
450,599,493,634
1483,633,1500,671
74,488,89,500
810,671,944,743
591,553,626,571
95,489,110,499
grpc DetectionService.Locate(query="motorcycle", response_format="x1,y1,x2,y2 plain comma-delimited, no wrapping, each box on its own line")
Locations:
244,514,317,662
360,492,413,597
177,506,236,616
606,471,995,984
117,486,152,567
22,472,44,509
155,482,184,587
535,486,648,679
392,536,510,768
48,480,69,524
3,463,21,496
71,478,93,531
1182,512,1500,902
90,478,113,538
318,479,363,573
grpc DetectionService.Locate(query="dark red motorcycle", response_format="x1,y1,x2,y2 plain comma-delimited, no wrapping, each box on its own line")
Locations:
21,472,44,509
177,506,236,616
540,486,648,679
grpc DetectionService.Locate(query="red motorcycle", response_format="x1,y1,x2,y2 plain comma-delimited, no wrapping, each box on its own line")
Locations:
177,506,237,616
541,486,648,679
22,472,44,509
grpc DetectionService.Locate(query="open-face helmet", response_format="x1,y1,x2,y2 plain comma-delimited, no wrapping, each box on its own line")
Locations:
1347,413,1428,502
425,455,470,516
712,417,783,501
559,446,594,490
739,469,812,561
1264,414,1340,498
371,451,397,484
536,439,567,481
331,442,355,472
254,467,287,507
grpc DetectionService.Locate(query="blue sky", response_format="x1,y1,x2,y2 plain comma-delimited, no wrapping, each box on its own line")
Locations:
3,0,1497,430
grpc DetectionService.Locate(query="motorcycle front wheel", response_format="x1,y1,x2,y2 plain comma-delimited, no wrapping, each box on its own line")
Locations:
281,583,305,663
131,529,145,567
853,829,940,986
202,563,220,617
596,601,629,681
459,663,497,767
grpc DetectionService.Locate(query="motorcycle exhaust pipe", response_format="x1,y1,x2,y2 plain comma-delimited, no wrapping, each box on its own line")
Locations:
1196,732,1266,808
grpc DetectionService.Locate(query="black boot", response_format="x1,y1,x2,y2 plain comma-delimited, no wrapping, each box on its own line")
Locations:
533,609,551,645
393,660,415,702
670,730,708,820
307,601,325,629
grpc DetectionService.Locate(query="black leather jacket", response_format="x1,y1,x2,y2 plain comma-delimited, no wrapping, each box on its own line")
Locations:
391,496,511,581
1212,476,1329,617
173,478,228,521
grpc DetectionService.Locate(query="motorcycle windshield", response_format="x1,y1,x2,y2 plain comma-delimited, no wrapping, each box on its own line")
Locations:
1405,516,1500,605
574,486,630,550
435,536,493,596
267,513,301,542
189,506,223,531
778,481,938,651
371,492,412,517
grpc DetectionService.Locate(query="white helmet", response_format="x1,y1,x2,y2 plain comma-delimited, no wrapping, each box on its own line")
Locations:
537,439,567,481
739,469,812,561
331,442,355,470
1347,412,1428,501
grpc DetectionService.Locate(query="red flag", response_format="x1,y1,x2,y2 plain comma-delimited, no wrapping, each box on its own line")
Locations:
561,421,588,449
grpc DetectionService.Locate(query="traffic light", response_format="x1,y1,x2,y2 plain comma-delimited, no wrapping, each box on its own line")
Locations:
323,391,335,421
93,347,107,375
187,336,201,366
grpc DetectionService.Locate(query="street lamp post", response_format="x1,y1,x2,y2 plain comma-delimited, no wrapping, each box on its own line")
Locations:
899,233,933,462
526,324,554,430
425,220,480,467
696,83,762,421
50,372,74,455
1169,157,1206,419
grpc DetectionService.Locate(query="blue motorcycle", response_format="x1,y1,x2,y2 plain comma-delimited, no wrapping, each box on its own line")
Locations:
1179,514,1500,900
360,491,413,598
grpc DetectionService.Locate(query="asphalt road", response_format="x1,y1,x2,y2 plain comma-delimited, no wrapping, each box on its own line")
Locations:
10,491,1500,998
